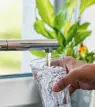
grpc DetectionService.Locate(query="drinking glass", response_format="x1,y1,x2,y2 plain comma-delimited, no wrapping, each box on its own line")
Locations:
30,58,71,107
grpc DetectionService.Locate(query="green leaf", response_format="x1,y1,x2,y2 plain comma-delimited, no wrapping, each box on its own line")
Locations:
64,46,74,56
86,52,95,63
46,30,57,39
34,20,45,33
67,0,77,21
34,20,50,38
74,31,92,46
30,50,46,58
34,20,47,37
64,22,71,36
34,20,56,39
64,21,79,44
56,31,66,47
54,0,77,31
80,0,95,14
54,11,66,31
54,0,70,31
78,22,90,32
36,0,55,27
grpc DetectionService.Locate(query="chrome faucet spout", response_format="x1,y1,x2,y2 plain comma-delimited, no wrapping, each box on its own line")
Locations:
0,40,58,52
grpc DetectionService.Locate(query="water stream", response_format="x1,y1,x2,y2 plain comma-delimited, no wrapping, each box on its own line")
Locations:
46,53,52,67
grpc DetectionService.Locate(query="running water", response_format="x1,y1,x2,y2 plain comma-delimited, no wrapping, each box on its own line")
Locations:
46,53,51,67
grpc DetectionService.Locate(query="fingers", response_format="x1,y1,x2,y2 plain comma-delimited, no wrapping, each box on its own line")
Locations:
69,85,77,96
50,56,74,71
50,59,62,66
50,57,68,72
69,80,81,95
50,58,65,67
52,71,76,92
51,56,72,66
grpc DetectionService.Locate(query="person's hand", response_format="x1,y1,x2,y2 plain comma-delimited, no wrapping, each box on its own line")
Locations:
51,56,95,95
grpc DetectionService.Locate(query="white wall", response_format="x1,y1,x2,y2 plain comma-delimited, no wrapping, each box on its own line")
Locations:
81,5,95,107
81,5,95,52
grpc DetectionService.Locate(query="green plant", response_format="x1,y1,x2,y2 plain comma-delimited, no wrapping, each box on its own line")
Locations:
30,0,95,63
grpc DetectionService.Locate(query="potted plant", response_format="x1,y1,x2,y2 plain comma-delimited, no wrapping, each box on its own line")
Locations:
30,0,95,63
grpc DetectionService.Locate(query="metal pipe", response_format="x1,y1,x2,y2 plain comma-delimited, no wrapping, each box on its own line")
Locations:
0,40,58,52
54,0,65,14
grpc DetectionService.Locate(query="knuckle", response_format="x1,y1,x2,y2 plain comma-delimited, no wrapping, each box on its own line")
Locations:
69,70,78,80
64,56,74,61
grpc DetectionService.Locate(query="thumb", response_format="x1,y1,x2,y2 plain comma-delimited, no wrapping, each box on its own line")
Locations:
52,71,76,92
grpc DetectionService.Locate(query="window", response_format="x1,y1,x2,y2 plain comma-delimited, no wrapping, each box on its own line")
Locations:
0,0,22,75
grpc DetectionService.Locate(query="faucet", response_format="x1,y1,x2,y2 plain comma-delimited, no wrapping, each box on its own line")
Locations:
0,40,58,53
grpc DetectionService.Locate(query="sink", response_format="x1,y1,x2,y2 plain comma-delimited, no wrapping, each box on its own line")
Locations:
0,73,43,107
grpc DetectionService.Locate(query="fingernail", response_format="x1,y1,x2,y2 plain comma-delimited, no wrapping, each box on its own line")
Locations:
52,83,61,92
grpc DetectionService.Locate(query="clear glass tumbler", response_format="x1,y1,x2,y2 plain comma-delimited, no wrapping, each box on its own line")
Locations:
30,58,71,107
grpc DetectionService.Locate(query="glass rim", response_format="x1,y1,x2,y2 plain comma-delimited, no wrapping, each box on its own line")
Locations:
30,57,45,63
30,58,63,66
30,54,63,64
